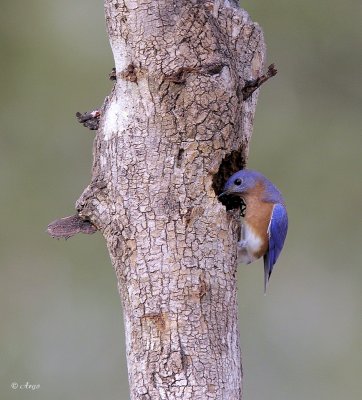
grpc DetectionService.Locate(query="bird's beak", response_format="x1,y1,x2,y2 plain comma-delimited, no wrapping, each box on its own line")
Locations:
218,190,230,199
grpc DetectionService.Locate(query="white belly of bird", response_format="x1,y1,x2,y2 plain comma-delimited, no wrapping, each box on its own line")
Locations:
237,222,263,264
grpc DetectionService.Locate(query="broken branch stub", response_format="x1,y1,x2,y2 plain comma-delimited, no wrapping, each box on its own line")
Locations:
47,214,97,239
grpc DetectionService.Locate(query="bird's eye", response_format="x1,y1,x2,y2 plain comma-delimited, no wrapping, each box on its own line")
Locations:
234,178,242,185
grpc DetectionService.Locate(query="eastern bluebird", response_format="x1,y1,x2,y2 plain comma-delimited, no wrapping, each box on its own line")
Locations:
219,169,288,292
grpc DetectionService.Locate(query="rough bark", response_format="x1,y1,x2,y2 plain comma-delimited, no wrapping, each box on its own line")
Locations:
75,1,265,399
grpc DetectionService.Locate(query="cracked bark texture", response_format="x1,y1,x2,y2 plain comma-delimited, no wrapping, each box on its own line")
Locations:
77,1,265,399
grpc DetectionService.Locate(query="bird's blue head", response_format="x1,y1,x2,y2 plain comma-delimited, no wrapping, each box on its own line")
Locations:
219,169,284,204
219,169,265,198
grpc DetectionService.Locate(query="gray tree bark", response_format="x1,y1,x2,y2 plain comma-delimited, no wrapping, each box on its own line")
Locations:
76,1,265,399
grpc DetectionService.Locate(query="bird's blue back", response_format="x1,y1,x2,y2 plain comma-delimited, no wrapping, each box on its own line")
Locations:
264,203,288,290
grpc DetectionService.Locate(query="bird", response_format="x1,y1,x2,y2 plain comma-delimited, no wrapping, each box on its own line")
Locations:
219,169,288,293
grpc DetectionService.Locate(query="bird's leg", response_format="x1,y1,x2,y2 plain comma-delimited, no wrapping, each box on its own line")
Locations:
237,229,252,264
238,223,247,249
240,199,246,218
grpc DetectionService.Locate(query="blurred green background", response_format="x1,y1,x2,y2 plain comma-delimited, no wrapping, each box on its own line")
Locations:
1,1,361,399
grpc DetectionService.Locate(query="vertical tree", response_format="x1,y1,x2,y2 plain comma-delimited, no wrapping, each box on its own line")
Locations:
49,1,269,398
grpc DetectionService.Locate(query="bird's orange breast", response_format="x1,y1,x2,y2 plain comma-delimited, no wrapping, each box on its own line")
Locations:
243,191,273,259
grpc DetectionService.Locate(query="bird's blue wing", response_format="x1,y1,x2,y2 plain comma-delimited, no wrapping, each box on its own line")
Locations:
263,203,288,292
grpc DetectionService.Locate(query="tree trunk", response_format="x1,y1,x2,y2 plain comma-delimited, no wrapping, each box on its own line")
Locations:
77,1,265,399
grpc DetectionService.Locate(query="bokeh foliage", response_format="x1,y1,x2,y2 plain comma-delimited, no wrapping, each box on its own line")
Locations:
1,1,361,399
